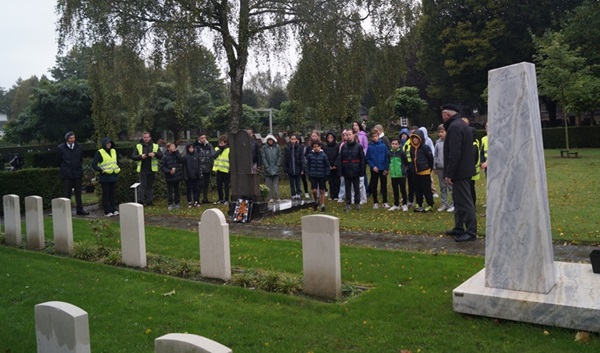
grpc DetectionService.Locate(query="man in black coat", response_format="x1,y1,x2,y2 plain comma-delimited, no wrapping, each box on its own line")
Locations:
57,131,89,215
442,104,477,242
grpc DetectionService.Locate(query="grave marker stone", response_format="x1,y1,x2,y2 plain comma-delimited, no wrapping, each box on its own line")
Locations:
35,301,91,353
52,198,74,254
155,333,232,353
199,209,231,281
229,131,261,202
3,194,21,246
119,203,147,268
301,215,341,299
25,195,45,250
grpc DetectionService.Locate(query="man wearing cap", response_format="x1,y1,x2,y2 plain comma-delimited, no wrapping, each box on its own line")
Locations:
131,132,163,206
441,104,477,242
57,131,89,215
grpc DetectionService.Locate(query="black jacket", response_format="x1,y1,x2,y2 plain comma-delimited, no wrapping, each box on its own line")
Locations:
284,142,304,176
161,150,184,183
322,133,340,168
193,140,215,173
57,142,84,179
182,145,202,180
443,114,476,180
337,141,365,178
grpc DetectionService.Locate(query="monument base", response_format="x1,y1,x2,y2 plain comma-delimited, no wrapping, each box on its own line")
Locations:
453,261,600,332
228,199,315,221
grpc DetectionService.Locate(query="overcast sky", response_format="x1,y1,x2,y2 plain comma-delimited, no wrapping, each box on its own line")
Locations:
0,0,58,89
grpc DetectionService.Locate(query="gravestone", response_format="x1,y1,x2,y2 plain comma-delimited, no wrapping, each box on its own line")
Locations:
3,194,21,246
52,198,74,254
119,203,147,268
229,131,261,202
25,195,45,250
35,301,91,353
199,208,231,281
155,333,232,353
301,215,341,299
453,62,600,332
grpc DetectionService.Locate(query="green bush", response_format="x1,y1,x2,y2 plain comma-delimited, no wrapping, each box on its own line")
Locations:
0,168,63,214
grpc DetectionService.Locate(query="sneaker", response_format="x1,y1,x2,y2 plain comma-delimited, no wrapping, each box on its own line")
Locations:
168,205,174,211
437,204,447,212
424,206,433,212
76,210,90,215
333,198,338,201
320,205,326,212
447,206,455,212
345,205,351,212
355,204,361,211
382,203,390,209
113,211,119,216
414,207,425,212
433,193,439,198
388,205,399,211
175,204,181,209
202,199,210,204
337,198,345,203
305,193,310,199
268,199,274,203
105,212,113,217
407,202,414,208
325,191,328,197
373,203,380,209
223,201,229,205
402,205,408,212
214,200,222,205
188,202,193,208
194,202,201,207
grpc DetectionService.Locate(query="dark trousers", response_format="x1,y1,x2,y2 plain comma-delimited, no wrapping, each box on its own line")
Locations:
200,173,211,202
216,171,230,202
186,179,200,203
415,174,434,207
328,171,341,199
100,182,117,214
289,175,301,196
451,178,477,236
138,171,156,204
406,167,416,203
344,176,361,205
62,177,84,212
301,173,309,193
167,181,181,205
391,177,408,206
470,179,477,206
369,169,388,204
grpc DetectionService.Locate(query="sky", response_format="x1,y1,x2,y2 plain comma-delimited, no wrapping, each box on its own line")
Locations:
0,0,58,89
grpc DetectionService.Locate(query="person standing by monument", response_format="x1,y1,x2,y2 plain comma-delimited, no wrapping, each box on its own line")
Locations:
441,104,477,242
284,134,304,200
338,129,365,211
261,134,282,202
194,133,215,204
212,134,231,204
161,142,184,210
57,131,89,215
131,132,163,206
92,137,120,217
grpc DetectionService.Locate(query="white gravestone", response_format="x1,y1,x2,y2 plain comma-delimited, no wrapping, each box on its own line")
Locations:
52,198,74,254
199,209,231,281
3,194,21,246
301,215,341,299
155,333,232,353
25,195,45,250
35,301,91,353
453,62,600,332
119,203,147,268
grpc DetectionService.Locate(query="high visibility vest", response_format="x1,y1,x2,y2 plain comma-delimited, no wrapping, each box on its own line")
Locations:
472,139,481,181
98,149,121,174
212,147,230,173
136,143,159,172
402,141,412,163
481,135,488,161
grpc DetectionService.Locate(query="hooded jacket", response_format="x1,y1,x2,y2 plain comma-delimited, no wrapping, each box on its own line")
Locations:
284,140,304,176
193,139,215,173
366,138,390,172
92,137,119,183
398,128,410,147
322,132,339,169
161,148,184,183
182,144,202,181
409,129,433,176
261,134,281,177
418,127,435,152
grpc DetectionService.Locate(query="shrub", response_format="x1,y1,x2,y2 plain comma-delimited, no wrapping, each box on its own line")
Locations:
72,242,100,261
0,168,63,214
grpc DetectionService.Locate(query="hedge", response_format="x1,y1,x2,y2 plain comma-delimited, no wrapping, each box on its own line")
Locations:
0,168,63,214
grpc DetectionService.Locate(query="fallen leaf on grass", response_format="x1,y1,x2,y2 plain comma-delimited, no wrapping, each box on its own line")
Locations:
162,290,176,296
575,331,590,343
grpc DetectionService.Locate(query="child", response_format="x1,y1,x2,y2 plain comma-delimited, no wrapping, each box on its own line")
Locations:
388,137,408,211
182,143,202,208
337,129,365,211
401,126,418,208
212,135,230,204
261,134,282,202
409,129,434,212
433,124,454,212
305,140,329,212
161,142,184,210
284,134,304,200
366,129,390,209
323,132,340,200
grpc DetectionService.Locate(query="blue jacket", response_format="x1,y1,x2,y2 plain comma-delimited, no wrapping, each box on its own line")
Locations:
366,139,390,171
306,150,330,178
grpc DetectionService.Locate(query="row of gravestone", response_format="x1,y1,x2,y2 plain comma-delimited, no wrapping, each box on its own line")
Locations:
35,300,232,353
2,194,342,299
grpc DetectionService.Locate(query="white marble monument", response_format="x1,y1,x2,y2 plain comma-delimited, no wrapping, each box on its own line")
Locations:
35,301,91,353
199,208,231,281
3,194,21,246
25,195,45,250
453,62,600,332
155,333,232,353
301,215,341,299
119,203,147,268
52,198,74,254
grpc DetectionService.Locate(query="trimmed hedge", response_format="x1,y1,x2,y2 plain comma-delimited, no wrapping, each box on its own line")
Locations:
0,168,63,214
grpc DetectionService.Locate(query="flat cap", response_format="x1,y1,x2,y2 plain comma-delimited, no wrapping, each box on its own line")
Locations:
441,104,460,113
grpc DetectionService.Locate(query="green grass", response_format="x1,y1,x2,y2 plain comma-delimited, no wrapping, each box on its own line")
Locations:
1,232,598,353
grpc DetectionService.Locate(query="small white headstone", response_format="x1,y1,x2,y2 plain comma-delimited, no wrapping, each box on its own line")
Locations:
3,194,21,246
35,301,91,353
155,333,232,353
199,209,231,281
52,198,73,254
119,203,147,268
301,215,341,299
25,195,45,250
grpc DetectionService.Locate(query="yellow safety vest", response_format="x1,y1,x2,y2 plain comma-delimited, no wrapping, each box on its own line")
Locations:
472,139,481,181
403,142,412,163
212,147,230,173
481,135,488,161
136,143,159,172
98,149,121,174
